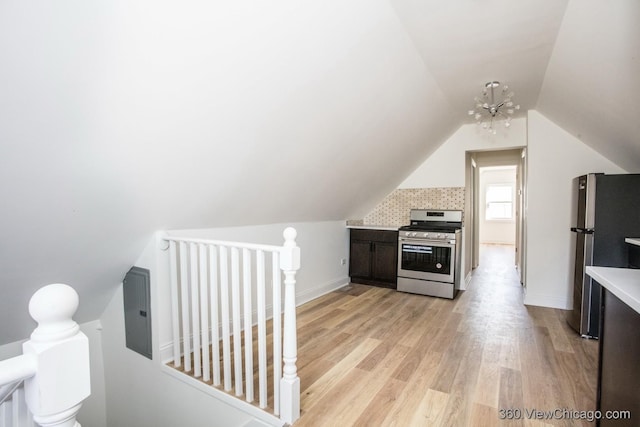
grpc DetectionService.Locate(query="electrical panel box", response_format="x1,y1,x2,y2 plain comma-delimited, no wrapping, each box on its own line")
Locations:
123,266,152,359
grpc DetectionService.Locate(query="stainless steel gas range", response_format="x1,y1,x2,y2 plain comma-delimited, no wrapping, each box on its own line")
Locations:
397,209,462,299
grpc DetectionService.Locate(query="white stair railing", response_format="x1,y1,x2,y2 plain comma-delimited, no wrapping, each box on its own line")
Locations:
0,284,91,427
0,381,34,427
165,227,301,424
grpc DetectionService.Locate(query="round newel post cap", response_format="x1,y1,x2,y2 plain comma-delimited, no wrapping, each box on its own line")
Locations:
283,227,297,247
29,283,80,343
281,228,300,271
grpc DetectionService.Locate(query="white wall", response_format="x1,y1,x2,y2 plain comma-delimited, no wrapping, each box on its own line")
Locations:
399,118,527,188
479,167,517,245
525,110,626,309
0,339,24,361
100,220,349,427
537,0,640,173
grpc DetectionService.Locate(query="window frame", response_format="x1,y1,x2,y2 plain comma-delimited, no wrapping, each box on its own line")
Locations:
485,183,515,221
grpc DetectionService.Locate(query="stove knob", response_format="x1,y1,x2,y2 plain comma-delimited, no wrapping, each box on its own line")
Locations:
439,234,444,238
411,232,417,237
405,232,411,237
423,233,428,238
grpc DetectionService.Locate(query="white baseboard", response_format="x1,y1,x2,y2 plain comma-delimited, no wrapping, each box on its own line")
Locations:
523,290,571,310
295,276,350,307
242,420,274,427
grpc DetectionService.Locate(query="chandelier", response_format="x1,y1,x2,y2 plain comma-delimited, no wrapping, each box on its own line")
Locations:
468,81,520,134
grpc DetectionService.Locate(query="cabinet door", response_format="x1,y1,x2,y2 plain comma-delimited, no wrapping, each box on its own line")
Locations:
628,245,640,268
372,241,398,284
350,240,372,278
598,289,640,426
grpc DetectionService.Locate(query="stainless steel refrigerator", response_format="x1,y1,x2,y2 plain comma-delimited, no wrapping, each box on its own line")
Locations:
567,173,640,338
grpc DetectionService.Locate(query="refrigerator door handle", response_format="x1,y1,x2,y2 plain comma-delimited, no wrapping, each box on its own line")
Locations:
570,227,595,234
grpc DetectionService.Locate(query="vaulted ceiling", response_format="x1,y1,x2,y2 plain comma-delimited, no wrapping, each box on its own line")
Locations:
0,0,637,344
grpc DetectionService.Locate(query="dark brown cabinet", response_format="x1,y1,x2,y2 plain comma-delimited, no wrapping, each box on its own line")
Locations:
628,244,640,268
349,229,398,289
597,287,640,426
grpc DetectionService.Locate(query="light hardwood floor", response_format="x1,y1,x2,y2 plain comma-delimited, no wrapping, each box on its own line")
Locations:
293,244,598,427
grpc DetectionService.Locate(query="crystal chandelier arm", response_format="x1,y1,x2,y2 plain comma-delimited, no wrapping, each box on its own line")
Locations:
470,81,518,132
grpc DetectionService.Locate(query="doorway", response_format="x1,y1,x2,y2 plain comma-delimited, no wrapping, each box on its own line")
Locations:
464,148,527,286
479,165,517,245
478,165,517,276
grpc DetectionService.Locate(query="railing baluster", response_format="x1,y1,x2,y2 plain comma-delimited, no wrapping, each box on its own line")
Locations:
11,389,19,426
190,243,202,378
272,251,281,416
209,245,221,386
0,377,34,425
219,246,232,391
25,389,34,427
169,241,181,367
257,250,267,409
14,385,29,426
179,242,192,371
242,248,254,403
199,244,210,383
231,247,243,397
163,230,299,423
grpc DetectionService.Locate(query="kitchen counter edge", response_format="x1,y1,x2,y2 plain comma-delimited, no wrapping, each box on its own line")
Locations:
346,224,400,231
585,266,640,315
625,237,640,247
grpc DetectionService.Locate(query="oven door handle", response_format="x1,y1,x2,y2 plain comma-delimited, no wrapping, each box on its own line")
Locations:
399,237,456,247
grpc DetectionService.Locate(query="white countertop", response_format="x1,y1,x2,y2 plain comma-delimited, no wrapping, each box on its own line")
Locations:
586,266,640,314
346,224,399,231
625,237,640,247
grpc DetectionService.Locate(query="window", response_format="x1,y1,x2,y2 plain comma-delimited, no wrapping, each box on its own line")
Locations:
486,184,514,220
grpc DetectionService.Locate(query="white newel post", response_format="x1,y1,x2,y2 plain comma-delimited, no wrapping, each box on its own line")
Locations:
279,228,300,424
23,284,91,427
